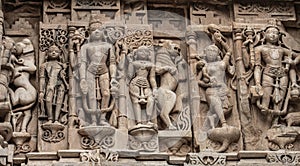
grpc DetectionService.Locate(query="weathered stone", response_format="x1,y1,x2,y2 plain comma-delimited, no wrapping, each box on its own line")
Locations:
0,0,299,165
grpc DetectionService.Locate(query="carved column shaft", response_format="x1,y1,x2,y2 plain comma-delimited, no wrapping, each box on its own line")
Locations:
233,29,251,149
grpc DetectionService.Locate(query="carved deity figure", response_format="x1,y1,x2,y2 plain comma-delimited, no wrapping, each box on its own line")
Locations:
128,46,156,125
155,40,180,130
253,26,298,126
39,45,68,124
9,39,37,132
79,27,117,126
198,44,231,128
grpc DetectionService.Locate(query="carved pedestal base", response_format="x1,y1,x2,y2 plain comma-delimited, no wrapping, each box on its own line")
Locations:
12,132,31,154
186,151,227,166
207,125,240,152
129,124,158,152
78,126,116,149
159,130,192,156
267,126,299,151
41,122,65,143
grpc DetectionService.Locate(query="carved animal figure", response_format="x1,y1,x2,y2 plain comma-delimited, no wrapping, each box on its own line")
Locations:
9,39,37,132
282,112,300,127
207,125,240,152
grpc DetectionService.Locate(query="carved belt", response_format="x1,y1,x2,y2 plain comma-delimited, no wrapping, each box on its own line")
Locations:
263,66,287,78
87,63,108,75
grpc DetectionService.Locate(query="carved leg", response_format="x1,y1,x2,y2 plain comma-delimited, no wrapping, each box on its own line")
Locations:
45,89,54,123
21,109,31,132
100,73,110,109
54,85,65,123
145,88,154,123
261,75,274,113
158,89,176,129
132,102,142,124
87,72,97,126
99,73,110,126
208,95,226,127
277,76,288,110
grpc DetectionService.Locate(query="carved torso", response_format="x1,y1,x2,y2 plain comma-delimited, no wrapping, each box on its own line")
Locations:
257,45,286,67
83,42,111,75
45,61,64,89
205,61,227,95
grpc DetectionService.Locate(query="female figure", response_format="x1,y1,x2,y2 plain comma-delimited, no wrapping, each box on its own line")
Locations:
199,44,231,128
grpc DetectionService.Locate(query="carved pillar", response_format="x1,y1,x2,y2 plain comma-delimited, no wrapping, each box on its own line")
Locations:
186,30,198,75
233,29,250,150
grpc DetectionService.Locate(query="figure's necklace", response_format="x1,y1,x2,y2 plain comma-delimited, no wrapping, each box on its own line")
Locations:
270,48,280,60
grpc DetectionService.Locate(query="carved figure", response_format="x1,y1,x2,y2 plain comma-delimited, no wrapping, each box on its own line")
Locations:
253,26,298,126
9,39,36,132
198,44,231,128
0,37,15,113
39,44,68,124
79,27,117,126
155,40,180,130
128,46,156,125
282,111,300,127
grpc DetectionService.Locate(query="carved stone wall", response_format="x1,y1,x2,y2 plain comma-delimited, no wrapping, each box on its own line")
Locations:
0,0,299,165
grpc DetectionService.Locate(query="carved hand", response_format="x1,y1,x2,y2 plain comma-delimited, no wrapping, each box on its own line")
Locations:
110,78,119,95
39,92,44,102
80,79,88,95
282,57,295,66
255,84,263,96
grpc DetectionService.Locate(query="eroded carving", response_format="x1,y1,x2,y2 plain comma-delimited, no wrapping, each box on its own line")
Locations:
196,25,239,153
39,44,68,143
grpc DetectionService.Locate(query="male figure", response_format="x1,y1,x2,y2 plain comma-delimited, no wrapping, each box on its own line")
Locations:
79,27,117,126
254,26,296,126
39,45,68,124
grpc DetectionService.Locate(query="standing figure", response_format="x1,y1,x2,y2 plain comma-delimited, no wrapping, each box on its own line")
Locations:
39,45,68,124
198,44,231,129
128,46,156,125
254,26,297,126
0,37,15,122
79,27,117,126
9,39,37,132
155,40,179,130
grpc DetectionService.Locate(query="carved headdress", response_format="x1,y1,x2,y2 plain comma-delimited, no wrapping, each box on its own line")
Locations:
89,14,103,33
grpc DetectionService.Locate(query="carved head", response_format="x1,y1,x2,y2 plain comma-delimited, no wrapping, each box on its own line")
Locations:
264,26,280,44
13,38,34,56
47,45,62,61
89,28,106,42
204,44,221,62
89,15,103,33
2,36,15,50
134,46,151,61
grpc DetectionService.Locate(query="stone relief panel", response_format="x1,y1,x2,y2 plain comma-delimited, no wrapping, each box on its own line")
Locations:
189,24,241,153
0,0,300,165
38,24,69,152
240,24,300,151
